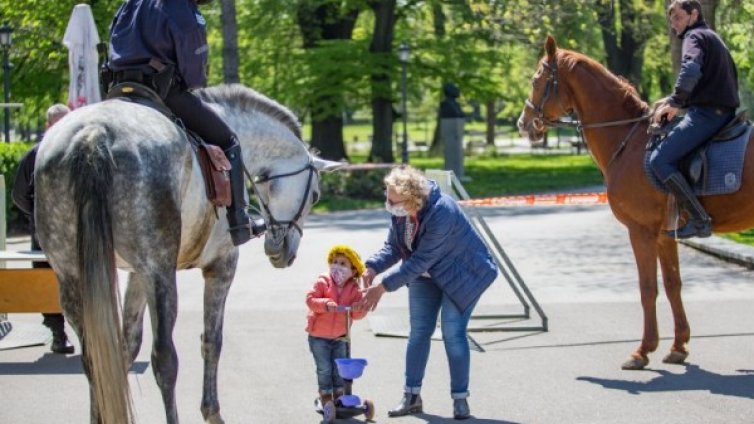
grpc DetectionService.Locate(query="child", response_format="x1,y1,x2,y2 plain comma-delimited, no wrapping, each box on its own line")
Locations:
306,244,368,406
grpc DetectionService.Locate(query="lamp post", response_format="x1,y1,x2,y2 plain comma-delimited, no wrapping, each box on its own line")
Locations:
0,22,12,144
398,42,410,164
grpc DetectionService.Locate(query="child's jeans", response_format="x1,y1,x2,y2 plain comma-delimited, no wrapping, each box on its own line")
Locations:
308,335,347,394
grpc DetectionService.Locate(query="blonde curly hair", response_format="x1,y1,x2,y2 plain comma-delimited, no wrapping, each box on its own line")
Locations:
384,165,431,211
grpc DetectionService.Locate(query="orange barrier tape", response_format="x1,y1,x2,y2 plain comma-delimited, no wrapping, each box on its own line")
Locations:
459,192,608,207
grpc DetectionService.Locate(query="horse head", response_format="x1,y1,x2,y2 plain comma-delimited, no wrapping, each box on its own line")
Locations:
517,35,576,142
252,153,341,268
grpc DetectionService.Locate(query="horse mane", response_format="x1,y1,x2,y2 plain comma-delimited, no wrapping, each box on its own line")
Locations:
557,50,649,116
195,84,302,140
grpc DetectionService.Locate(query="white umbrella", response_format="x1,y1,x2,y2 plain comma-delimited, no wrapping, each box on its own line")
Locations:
63,4,101,109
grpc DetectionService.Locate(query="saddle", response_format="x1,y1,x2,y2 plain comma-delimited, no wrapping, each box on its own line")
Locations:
645,111,753,196
105,82,232,207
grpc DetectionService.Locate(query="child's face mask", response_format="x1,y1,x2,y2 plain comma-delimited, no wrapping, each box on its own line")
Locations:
330,264,353,286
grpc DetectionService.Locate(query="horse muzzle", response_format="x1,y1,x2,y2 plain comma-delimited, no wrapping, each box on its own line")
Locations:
517,112,546,142
264,227,300,268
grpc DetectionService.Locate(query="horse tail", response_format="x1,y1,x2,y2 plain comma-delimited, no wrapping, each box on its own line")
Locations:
69,124,134,424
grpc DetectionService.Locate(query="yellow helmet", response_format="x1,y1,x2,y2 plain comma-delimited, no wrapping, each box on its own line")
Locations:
327,244,366,277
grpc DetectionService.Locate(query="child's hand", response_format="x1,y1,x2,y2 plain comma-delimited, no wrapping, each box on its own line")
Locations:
326,301,338,312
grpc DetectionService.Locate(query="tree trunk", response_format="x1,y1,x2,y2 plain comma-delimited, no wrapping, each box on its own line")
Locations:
296,0,360,160
220,0,240,84
367,0,397,163
428,3,447,157
597,0,651,89
485,100,496,146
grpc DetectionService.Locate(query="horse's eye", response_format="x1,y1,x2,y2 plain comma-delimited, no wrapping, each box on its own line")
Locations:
312,191,320,205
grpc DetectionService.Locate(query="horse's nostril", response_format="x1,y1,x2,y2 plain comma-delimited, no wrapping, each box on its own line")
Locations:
532,118,544,132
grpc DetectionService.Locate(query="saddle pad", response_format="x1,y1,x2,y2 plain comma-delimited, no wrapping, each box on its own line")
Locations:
644,125,752,196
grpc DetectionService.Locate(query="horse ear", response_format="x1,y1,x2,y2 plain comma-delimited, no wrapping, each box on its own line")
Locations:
545,35,557,59
311,156,345,172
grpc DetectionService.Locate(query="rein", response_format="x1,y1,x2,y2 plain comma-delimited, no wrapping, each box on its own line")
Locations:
244,161,317,236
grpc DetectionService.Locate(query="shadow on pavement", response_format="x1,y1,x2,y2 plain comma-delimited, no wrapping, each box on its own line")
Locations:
577,364,754,399
0,352,149,375
480,331,754,352
412,412,522,423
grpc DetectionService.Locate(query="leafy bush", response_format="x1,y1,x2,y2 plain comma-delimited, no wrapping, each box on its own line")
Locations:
320,168,389,200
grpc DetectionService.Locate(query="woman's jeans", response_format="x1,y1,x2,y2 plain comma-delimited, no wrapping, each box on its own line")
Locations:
308,335,347,394
405,279,478,399
650,105,734,181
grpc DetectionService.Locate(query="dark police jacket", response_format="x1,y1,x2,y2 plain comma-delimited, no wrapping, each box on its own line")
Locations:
669,20,739,110
108,0,208,89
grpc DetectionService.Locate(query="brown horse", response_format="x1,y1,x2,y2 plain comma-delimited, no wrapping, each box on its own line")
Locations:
517,36,754,370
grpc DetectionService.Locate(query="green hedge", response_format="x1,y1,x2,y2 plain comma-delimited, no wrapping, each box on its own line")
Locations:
0,142,35,234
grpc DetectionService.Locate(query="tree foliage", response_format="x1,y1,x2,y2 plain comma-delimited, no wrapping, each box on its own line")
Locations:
2,0,753,148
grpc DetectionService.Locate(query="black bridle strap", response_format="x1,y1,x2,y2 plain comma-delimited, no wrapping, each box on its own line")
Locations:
244,161,316,236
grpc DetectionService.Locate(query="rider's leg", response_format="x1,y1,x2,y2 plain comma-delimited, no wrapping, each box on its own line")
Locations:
164,88,253,245
649,106,734,238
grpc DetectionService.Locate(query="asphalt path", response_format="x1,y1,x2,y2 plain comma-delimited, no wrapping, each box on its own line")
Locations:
1,204,753,423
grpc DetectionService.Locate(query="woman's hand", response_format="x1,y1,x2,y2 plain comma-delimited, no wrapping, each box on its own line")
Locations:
362,267,377,288
359,283,386,312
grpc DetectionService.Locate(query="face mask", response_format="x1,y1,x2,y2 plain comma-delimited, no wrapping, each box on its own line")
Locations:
330,264,353,286
385,201,409,217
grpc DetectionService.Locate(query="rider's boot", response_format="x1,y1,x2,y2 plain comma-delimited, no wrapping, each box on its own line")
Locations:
663,172,712,239
224,141,253,246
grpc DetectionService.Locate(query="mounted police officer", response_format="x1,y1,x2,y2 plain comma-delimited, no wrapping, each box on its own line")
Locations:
650,0,739,239
106,0,254,246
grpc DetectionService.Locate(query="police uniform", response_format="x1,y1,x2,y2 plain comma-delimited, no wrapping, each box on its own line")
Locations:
107,0,253,246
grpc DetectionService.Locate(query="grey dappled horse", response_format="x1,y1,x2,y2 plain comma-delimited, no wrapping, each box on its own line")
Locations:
34,84,335,424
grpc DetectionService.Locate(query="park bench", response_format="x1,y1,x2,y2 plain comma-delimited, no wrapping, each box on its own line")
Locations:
0,251,62,313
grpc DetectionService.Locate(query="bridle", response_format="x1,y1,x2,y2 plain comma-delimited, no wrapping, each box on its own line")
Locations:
247,161,318,237
524,57,650,132
524,58,574,131
523,55,651,165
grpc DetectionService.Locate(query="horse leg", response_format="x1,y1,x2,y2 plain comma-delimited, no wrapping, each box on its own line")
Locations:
199,255,238,424
123,272,148,366
622,227,660,370
657,236,690,364
145,269,180,424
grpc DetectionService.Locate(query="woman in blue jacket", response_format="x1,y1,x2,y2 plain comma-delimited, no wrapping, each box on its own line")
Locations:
360,166,497,420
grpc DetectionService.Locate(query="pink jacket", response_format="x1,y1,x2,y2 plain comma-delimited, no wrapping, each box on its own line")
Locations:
306,273,367,339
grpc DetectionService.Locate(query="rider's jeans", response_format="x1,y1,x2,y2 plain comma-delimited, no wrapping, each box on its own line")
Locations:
404,279,477,399
650,105,734,181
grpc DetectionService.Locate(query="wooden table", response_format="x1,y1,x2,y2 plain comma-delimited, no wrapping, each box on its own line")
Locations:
0,251,62,313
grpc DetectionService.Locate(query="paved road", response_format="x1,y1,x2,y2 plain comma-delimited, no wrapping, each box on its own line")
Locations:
2,204,753,423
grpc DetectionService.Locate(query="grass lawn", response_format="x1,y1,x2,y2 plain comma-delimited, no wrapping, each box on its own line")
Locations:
313,152,754,249
721,230,754,246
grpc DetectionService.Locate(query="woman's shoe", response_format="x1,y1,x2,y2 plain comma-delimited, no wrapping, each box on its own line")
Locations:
453,398,471,420
388,393,422,417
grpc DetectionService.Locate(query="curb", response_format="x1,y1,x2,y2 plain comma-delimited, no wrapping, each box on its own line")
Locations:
681,235,754,270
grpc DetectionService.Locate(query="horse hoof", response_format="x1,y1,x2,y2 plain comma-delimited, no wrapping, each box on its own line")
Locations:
621,355,649,370
662,350,688,364
205,413,224,424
